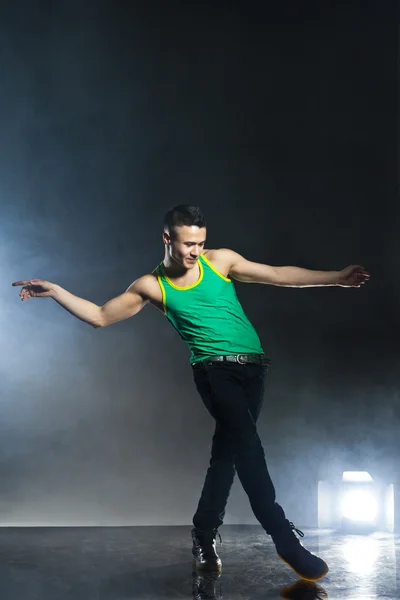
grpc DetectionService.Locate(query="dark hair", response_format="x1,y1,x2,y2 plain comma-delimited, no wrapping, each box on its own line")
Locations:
163,205,206,235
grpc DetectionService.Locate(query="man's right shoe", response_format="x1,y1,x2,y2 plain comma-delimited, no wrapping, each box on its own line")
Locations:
272,522,329,582
191,527,222,572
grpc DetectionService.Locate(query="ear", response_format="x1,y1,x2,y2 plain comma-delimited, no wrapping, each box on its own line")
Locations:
163,231,171,245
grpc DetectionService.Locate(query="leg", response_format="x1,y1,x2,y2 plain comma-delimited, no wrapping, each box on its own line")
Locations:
192,419,237,530
192,361,287,535
191,361,329,581
192,363,277,531
191,362,240,571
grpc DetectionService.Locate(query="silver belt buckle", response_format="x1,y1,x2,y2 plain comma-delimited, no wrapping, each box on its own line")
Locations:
237,354,247,364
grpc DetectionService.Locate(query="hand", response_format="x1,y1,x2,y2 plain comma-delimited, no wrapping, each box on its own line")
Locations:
336,265,370,288
12,279,57,301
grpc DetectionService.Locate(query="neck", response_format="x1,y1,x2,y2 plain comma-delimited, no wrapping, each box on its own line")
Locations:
163,250,190,276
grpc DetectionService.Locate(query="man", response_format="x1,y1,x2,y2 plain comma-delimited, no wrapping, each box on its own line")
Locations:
12,205,370,582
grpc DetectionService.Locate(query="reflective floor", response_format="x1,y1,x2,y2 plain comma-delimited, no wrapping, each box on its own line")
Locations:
0,525,398,599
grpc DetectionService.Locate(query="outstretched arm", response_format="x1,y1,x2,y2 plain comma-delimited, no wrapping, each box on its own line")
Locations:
12,277,149,327
220,249,370,288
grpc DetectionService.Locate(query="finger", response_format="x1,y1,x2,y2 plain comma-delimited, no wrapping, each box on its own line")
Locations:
355,268,371,277
12,281,31,287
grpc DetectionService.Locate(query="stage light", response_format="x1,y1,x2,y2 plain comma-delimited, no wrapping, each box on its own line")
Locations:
342,471,373,483
318,471,397,533
341,489,378,523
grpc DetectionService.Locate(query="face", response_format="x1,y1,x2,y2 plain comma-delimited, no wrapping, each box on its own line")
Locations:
164,225,206,269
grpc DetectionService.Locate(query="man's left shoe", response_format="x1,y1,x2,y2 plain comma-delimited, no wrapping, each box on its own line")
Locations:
272,522,329,582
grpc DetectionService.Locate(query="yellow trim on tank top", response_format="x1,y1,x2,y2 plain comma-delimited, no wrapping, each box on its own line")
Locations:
200,253,232,282
161,259,204,291
156,268,168,315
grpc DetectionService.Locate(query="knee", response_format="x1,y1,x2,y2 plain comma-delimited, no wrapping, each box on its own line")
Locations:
209,449,237,466
216,426,263,456
235,432,264,456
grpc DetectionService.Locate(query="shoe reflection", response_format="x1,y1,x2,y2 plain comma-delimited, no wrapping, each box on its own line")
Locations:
192,571,222,600
280,579,328,599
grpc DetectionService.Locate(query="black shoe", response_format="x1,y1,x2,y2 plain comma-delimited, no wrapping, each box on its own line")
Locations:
191,528,222,572
272,522,329,582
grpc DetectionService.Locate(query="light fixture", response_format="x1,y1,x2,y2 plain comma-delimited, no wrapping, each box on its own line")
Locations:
318,471,396,533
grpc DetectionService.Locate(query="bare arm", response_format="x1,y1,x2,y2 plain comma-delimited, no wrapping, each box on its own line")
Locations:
95,279,149,327
216,249,370,288
12,277,150,327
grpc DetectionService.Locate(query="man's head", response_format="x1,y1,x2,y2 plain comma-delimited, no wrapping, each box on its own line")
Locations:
163,205,206,269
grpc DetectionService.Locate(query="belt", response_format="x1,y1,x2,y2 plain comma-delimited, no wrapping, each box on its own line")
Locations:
196,354,271,366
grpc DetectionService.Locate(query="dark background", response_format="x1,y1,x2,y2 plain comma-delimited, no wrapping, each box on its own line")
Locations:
1,0,397,526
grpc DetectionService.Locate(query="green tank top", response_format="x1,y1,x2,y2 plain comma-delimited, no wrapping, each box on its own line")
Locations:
156,253,264,364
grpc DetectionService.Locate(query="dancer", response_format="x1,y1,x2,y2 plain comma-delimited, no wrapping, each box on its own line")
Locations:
12,205,370,581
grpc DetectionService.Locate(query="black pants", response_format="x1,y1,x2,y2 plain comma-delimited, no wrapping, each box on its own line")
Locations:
192,360,287,536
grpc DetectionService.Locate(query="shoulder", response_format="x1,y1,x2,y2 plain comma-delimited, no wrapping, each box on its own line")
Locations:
203,247,233,257
202,248,239,278
127,272,161,301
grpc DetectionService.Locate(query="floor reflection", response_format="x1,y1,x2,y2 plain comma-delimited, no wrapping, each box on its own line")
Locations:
192,572,330,600
0,525,397,599
192,571,222,600
340,535,380,575
280,579,328,599
191,572,329,600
